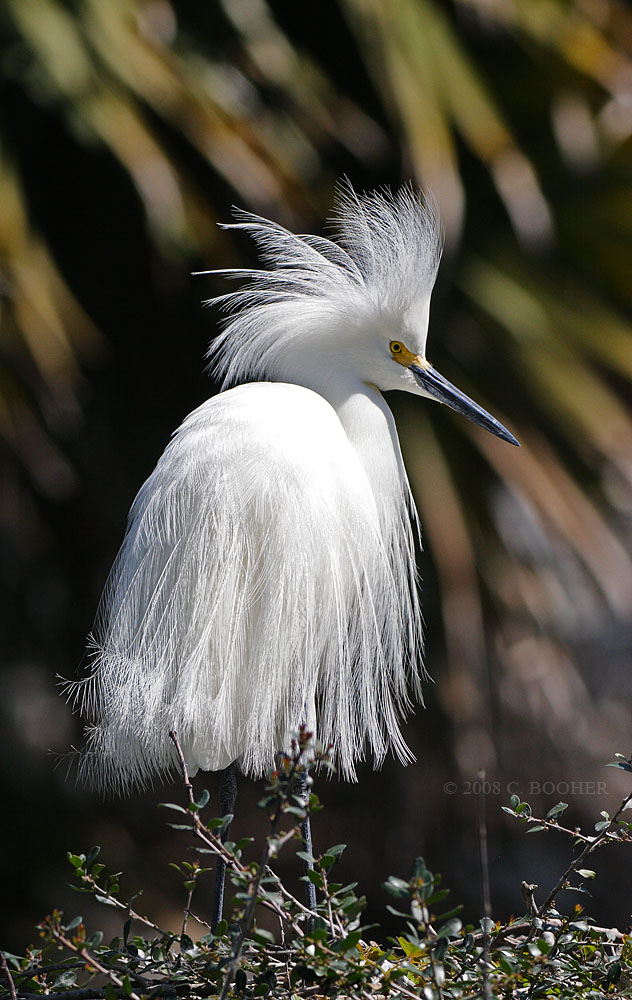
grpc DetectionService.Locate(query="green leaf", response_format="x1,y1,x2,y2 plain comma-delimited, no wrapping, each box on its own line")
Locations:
122,974,133,997
284,805,307,818
214,919,228,936
425,888,450,905
304,869,323,888
253,927,276,945
436,917,462,939
65,915,83,931
196,788,210,809
332,930,362,953
577,869,596,879
607,961,622,985
607,761,632,772
546,801,568,820
383,876,410,898
180,933,195,952
526,824,547,834
434,904,463,924
398,936,424,958
85,846,101,866
295,851,314,864
53,970,78,988
410,857,431,880
325,844,346,857
67,854,85,869
158,802,188,814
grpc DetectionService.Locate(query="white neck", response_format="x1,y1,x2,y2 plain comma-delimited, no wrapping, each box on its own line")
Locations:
308,375,408,516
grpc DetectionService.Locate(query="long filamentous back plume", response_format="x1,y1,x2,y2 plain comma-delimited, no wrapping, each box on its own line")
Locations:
71,182,439,793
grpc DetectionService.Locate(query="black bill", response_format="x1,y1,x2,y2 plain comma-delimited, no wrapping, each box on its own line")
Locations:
410,363,520,447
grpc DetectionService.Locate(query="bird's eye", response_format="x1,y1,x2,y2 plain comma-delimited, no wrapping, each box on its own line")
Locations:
390,341,403,354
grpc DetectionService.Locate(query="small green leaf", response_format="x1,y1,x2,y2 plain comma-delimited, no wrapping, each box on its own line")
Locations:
53,970,77,988
607,961,622,985
65,915,83,931
383,876,410,898
296,851,314,864
158,802,188,814
326,844,346,856
196,788,210,809
332,930,362,953
436,917,462,939
304,869,323,888
284,805,306,818
253,927,276,945
180,933,195,952
577,869,596,879
546,802,568,820
85,846,101,866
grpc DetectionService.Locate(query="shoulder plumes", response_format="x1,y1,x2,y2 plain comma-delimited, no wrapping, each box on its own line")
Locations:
204,180,443,387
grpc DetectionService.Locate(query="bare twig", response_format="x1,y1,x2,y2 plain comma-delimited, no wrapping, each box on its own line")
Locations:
320,868,344,938
537,788,632,916
218,748,316,1000
0,950,17,1000
168,730,196,807
168,729,318,939
47,928,141,1000
478,769,492,1000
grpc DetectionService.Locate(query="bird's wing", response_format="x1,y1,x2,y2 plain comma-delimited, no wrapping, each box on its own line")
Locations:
77,382,416,791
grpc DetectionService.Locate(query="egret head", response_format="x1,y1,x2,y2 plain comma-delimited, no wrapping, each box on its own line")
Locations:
206,181,518,446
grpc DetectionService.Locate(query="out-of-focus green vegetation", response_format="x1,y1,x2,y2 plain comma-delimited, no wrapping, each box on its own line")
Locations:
2,0,632,949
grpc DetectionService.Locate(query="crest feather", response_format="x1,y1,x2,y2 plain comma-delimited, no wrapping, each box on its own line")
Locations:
206,180,442,387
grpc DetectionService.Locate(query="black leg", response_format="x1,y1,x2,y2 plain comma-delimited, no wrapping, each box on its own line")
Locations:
211,762,238,932
294,769,317,913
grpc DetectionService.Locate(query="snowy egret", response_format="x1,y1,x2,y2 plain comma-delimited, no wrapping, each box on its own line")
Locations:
73,182,517,919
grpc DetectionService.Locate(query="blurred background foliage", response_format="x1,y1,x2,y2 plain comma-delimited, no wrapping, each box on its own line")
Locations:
2,0,632,950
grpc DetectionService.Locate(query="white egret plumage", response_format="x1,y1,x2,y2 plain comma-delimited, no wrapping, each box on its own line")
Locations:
72,182,517,918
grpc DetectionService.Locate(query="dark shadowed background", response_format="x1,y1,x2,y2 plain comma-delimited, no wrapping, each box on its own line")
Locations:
2,0,632,950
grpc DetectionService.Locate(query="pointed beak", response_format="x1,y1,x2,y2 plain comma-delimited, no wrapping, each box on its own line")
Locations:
410,363,520,447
